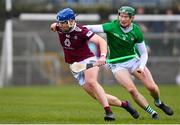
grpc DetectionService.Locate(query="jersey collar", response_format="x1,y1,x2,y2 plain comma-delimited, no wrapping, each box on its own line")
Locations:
120,23,133,33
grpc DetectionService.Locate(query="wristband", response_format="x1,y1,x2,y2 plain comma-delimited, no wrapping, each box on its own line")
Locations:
100,53,106,57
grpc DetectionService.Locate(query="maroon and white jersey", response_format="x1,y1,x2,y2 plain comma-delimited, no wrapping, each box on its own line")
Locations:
56,24,95,64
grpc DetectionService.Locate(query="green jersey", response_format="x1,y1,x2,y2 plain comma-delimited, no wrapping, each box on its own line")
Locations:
102,19,144,63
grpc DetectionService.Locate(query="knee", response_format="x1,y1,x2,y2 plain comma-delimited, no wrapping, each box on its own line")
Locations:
127,87,139,97
85,79,97,89
147,85,158,93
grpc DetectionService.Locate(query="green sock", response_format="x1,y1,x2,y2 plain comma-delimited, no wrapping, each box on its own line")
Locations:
145,105,156,115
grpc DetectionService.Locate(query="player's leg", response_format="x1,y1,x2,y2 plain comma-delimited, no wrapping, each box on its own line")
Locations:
114,69,158,119
84,84,139,119
133,66,174,116
83,66,115,121
82,85,115,121
106,94,139,119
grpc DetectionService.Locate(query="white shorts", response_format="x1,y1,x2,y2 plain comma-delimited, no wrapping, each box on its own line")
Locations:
70,56,97,86
108,57,140,75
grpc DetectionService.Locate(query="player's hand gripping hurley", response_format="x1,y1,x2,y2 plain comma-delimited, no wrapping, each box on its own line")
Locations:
70,54,137,73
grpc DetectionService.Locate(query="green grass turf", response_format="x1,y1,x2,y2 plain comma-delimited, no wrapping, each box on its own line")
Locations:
0,84,179,124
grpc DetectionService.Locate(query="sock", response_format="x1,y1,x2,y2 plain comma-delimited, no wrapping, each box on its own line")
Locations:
145,105,156,115
155,98,162,106
104,106,112,114
121,101,128,108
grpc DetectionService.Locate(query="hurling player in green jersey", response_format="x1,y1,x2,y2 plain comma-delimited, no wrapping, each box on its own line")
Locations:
86,6,174,119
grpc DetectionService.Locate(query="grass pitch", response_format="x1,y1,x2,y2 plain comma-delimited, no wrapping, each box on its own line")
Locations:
0,84,179,124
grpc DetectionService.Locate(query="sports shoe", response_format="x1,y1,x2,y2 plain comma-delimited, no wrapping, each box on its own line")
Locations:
152,112,159,119
104,113,115,121
122,101,140,119
155,102,174,116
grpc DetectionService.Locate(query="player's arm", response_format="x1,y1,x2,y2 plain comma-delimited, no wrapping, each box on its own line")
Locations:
85,25,104,33
50,22,58,32
136,41,148,72
89,34,107,66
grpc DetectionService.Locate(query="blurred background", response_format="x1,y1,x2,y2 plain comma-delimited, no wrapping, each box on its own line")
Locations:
1,0,180,87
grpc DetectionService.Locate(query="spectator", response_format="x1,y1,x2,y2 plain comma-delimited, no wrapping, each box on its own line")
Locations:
136,6,149,32
164,9,176,32
150,9,165,32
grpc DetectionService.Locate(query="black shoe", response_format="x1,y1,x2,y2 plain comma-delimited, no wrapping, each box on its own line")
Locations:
155,102,174,116
104,113,115,121
152,112,159,119
122,101,140,119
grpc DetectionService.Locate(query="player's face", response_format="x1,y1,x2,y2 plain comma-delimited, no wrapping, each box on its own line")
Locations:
58,20,75,32
118,13,134,28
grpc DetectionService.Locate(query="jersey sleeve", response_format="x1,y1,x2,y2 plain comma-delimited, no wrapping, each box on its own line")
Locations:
84,25,104,33
136,25,144,43
102,22,112,33
81,27,95,40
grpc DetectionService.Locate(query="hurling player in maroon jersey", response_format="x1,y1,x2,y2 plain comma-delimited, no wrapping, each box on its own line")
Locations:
50,8,139,121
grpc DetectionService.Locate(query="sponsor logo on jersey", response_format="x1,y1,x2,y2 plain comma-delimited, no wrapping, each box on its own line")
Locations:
113,33,120,38
64,38,71,47
113,33,127,40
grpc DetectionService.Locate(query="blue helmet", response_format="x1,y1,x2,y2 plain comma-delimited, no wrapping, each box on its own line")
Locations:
56,8,76,22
